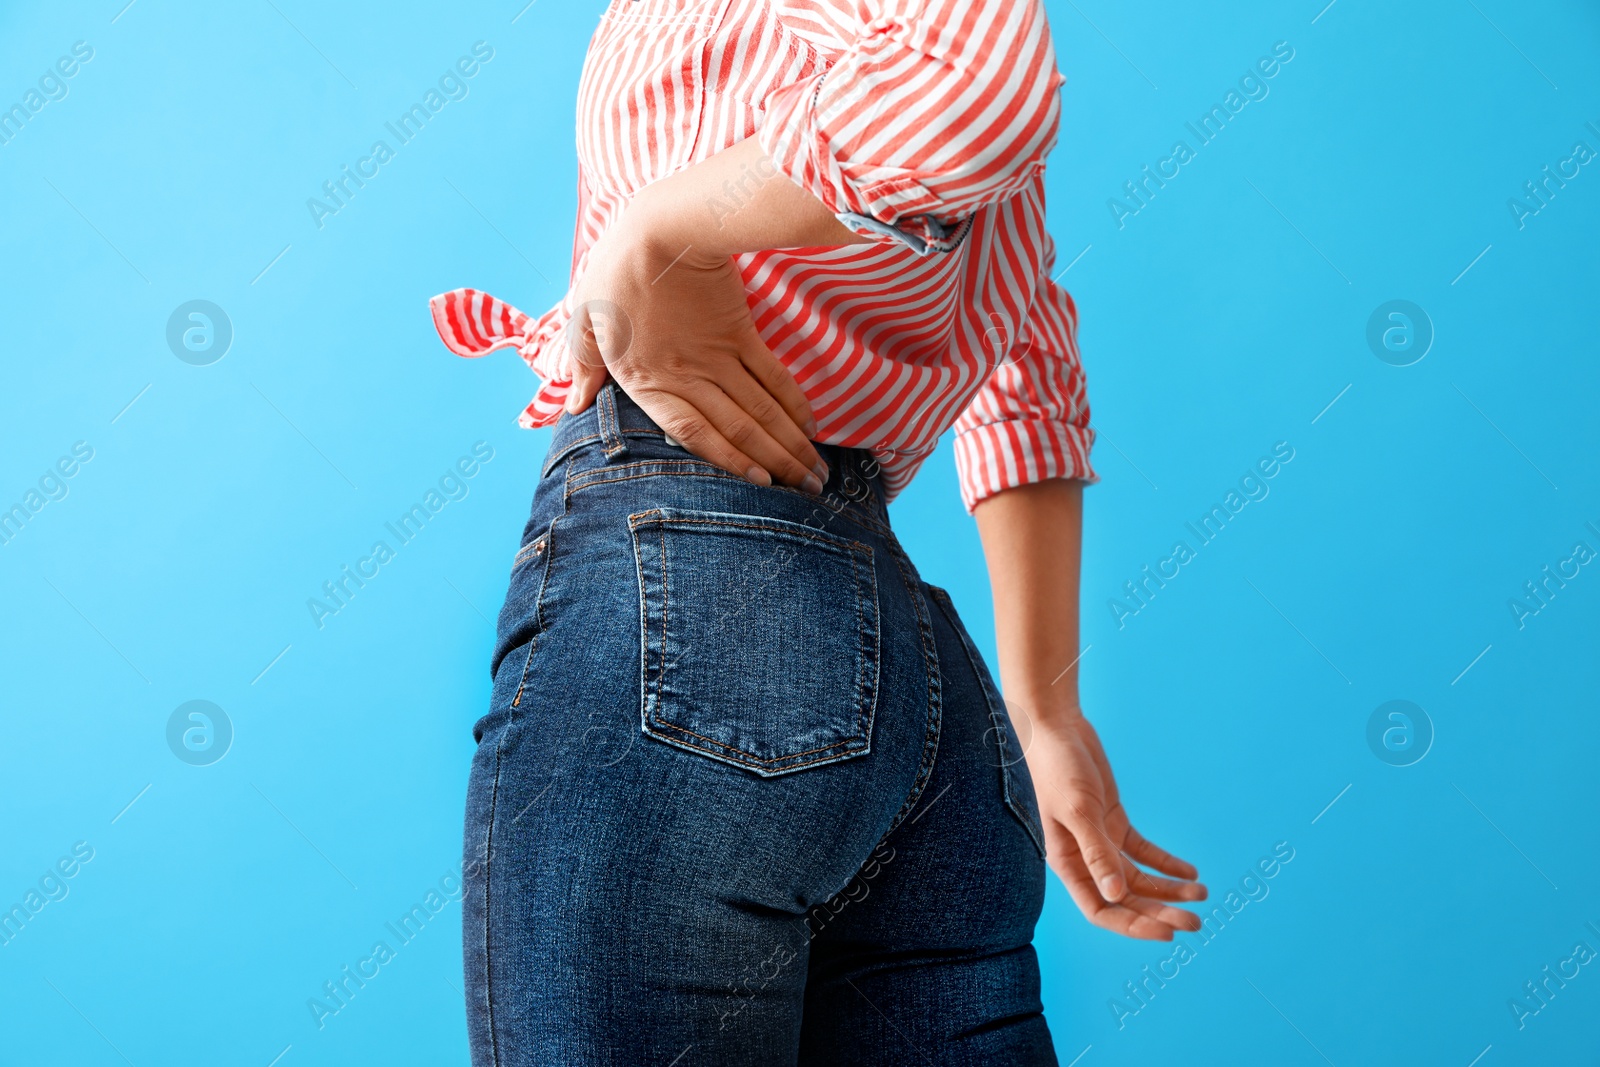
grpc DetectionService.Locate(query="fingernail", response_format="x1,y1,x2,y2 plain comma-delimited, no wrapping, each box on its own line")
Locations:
804,418,818,437
801,473,823,495
1100,874,1124,900
812,462,829,485
745,466,771,487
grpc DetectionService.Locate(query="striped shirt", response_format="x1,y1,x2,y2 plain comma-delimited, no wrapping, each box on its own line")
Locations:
429,0,1095,510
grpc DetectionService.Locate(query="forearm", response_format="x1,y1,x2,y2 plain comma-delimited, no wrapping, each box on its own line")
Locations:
973,478,1085,724
628,136,872,258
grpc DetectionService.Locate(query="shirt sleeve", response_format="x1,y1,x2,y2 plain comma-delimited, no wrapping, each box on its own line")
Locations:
756,0,1065,255
952,262,1097,512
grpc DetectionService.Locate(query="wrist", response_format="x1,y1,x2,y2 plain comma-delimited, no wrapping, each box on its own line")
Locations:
626,181,732,263
1003,683,1087,729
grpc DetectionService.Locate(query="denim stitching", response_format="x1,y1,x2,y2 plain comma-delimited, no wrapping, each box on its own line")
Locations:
567,458,892,537
508,475,566,714
641,732,867,773
598,387,629,458
511,536,545,569
567,460,727,499
850,542,879,747
926,585,1048,860
639,515,869,767
631,513,872,556
654,520,667,735
542,428,670,479
481,736,504,1066
862,540,943,848
645,722,868,766
628,503,655,754
630,511,880,773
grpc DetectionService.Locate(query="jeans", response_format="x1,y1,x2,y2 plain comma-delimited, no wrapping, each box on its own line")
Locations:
462,383,1056,1066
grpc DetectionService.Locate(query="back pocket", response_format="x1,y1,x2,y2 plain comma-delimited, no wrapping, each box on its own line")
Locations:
628,507,880,776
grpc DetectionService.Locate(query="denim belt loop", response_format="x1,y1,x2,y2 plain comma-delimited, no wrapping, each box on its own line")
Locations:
837,450,883,517
596,382,630,462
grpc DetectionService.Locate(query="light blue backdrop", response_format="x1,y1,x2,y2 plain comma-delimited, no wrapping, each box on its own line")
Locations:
2,1,1596,1064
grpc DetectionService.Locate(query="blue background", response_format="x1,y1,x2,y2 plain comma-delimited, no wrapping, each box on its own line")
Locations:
2,0,1596,1063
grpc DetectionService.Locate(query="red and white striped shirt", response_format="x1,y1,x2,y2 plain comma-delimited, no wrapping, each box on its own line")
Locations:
430,0,1096,510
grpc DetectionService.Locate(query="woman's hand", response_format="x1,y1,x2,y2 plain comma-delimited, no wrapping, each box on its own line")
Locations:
561,188,828,494
1021,709,1207,940
974,480,1205,942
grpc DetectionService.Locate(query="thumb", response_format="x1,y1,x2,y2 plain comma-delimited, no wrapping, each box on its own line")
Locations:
563,303,610,414
566,357,609,414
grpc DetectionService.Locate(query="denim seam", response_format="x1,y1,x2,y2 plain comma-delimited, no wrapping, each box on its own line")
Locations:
927,585,1049,861
566,459,728,497
511,535,545,569
628,506,656,770
507,478,566,716
851,544,877,755
542,428,670,479
598,386,630,459
481,737,505,1067
646,726,868,769
863,542,943,847
639,515,869,768
653,520,667,743
630,512,880,773
566,458,892,537
631,513,873,555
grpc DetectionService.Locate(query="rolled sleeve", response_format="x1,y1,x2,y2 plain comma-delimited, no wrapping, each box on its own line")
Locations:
953,296,1097,512
755,0,1065,255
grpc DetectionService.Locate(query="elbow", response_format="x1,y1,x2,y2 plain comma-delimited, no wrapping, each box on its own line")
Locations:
947,69,1063,201
846,77,1058,249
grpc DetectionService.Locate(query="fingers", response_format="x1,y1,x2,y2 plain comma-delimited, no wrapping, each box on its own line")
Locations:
1043,816,1204,941
1119,821,1201,882
716,371,827,490
690,385,822,492
1122,865,1208,903
740,340,817,439
1053,854,1177,942
1057,788,1128,903
1117,890,1204,934
1103,800,1203,887
605,380,823,492
635,391,769,486
564,299,821,488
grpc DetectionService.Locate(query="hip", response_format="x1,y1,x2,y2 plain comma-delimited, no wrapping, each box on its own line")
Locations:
482,383,932,782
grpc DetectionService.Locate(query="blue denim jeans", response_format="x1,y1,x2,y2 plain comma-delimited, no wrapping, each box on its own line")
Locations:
462,383,1056,1066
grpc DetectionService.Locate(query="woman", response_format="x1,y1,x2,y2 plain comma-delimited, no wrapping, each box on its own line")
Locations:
430,1,1205,1062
